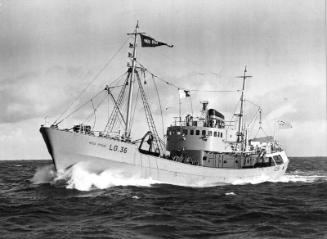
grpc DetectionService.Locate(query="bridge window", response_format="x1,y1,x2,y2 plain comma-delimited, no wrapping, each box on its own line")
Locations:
196,130,200,135
183,129,188,135
221,133,223,137
208,131,212,136
214,132,218,137
190,130,194,135
202,130,206,136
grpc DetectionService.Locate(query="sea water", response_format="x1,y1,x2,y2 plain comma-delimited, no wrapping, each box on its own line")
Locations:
0,157,326,238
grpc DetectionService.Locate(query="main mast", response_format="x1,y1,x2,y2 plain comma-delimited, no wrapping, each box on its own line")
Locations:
236,67,252,150
125,22,139,139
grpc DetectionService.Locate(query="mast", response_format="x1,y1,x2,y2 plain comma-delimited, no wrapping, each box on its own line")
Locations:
258,107,262,129
125,21,139,139
236,67,252,150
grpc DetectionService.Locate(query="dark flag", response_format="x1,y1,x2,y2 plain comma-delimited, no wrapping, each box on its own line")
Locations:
179,89,191,98
184,90,190,97
140,34,173,48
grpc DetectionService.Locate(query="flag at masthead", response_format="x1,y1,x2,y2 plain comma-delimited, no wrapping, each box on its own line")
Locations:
140,34,174,48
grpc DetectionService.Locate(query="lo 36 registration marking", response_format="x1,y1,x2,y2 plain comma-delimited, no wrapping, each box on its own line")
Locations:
88,141,128,153
109,144,128,153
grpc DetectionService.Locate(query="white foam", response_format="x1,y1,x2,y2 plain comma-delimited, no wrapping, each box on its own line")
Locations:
63,162,159,191
231,175,271,185
225,192,236,196
31,162,158,191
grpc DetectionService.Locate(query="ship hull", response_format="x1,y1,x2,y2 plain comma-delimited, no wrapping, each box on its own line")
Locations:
40,127,289,186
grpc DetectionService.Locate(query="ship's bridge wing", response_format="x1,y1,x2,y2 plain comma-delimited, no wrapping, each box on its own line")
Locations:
208,109,224,120
207,109,225,128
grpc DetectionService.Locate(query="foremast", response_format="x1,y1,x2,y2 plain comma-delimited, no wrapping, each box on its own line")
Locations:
124,22,165,154
125,22,139,140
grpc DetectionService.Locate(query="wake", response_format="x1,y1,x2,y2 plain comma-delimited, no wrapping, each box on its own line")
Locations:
277,170,327,183
231,170,327,185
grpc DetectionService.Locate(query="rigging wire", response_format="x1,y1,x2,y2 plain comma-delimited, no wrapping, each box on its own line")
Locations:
151,74,165,140
91,99,96,130
119,100,128,126
241,99,271,138
53,38,130,125
139,44,215,77
226,101,240,130
136,60,240,93
246,110,259,135
107,93,110,126
108,80,129,133
254,125,269,138
129,87,140,131
135,71,164,153
82,94,108,126
104,74,129,133
244,99,261,109
56,90,105,125
189,89,240,93
57,72,128,125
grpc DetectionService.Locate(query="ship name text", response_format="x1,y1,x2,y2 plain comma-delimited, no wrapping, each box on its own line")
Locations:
88,141,128,153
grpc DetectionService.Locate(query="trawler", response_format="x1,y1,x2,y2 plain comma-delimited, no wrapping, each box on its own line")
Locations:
40,23,289,186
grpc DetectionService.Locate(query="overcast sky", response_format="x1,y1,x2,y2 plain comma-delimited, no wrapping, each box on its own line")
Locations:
0,0,325,159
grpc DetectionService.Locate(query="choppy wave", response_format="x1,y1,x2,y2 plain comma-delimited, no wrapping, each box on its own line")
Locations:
31,162,327,191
